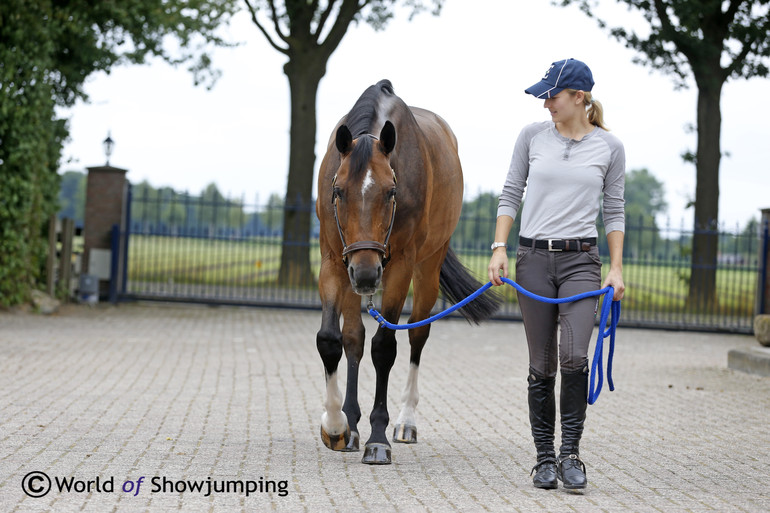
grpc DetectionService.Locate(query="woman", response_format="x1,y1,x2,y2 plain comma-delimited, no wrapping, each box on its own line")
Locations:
487,58,626,490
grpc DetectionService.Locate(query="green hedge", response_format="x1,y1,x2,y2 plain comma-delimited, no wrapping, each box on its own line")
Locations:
0,0,63,306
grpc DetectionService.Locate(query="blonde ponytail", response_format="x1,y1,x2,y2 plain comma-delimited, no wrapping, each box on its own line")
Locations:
565,89,609,130
584,91,608,131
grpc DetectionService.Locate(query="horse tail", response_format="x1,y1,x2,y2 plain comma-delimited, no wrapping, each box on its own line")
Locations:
439,248,502,324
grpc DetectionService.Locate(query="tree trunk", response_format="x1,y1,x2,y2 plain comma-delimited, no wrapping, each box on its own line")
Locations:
277,56,326,287
688,81,723,310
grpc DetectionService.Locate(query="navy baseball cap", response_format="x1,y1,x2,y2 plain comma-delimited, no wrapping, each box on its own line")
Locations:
525,58,595,99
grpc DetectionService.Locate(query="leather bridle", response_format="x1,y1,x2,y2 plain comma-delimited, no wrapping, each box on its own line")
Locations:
332,168,397,269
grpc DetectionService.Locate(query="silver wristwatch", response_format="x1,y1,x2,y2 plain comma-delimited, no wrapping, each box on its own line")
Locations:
490,242,507,251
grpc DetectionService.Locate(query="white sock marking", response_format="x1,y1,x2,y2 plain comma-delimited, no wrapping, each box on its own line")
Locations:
321,371,347,435
395,363,420,427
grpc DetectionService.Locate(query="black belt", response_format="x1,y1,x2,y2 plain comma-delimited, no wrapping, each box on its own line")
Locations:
519,236,597,252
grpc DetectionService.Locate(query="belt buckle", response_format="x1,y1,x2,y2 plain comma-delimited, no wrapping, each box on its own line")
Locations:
547,239,562,252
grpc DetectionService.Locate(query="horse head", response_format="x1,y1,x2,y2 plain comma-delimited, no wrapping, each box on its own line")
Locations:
332,120,397,296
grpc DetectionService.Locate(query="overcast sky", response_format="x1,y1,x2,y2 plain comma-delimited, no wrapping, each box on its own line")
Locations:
59,0,769,228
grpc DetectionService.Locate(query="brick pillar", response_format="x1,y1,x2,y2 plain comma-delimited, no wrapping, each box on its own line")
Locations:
83,165,128,298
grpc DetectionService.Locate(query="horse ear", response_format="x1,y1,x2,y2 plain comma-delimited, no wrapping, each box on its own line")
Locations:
336,125,353,155
379,121,396,155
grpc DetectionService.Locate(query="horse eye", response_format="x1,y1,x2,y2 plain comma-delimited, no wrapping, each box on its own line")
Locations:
388,188,396,199
333,187,343,200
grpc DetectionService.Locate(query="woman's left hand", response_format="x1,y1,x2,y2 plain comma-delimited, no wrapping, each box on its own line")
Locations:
603,267,625,301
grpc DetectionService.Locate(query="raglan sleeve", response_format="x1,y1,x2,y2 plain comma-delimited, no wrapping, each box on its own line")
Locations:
496,124,533,220
602,135,626,234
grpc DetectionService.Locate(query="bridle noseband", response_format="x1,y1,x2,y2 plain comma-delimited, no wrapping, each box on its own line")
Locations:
332,168,397,269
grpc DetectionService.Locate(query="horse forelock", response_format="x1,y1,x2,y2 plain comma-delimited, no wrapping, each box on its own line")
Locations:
348,135,374,179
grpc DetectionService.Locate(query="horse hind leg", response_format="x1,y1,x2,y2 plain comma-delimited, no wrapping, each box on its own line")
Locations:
393,328,427,444
339,355,362,452
392,366,419,443
392,247,444,445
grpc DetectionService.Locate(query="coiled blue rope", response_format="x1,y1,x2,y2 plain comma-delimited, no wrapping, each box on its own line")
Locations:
367,277,621,404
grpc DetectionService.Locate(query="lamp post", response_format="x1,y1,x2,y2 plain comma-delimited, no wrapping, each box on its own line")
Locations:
103,132,115,166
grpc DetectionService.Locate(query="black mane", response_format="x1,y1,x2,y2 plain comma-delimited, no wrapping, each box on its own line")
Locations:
345,80,394,177
345,79,394,138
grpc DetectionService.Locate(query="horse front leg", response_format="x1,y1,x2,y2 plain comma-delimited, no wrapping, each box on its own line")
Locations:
362,324,398,464
362,262,411,465
317,304,350,451
340,291,366,452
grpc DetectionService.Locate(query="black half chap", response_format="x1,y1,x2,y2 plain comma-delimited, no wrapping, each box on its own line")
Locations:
515,246,602,377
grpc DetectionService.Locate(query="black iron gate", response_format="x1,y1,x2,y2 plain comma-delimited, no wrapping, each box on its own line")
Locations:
110,185,768,334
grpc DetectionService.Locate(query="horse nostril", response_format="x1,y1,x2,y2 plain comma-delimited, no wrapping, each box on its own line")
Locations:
348,262,382,292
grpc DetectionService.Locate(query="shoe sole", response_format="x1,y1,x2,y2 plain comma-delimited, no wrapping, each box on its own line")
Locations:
557,475,587,489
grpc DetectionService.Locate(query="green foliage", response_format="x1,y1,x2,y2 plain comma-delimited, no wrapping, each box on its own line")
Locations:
0,0,237,306
1,0,65,306
625,168,667,219
556,1,770,87
244,0,443,49
453,192,520,249
622,168,668,257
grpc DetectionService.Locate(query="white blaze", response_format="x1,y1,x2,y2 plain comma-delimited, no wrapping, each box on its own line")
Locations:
361,169,375,198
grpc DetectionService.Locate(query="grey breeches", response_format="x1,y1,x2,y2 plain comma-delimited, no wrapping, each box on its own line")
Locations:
514,245,602,377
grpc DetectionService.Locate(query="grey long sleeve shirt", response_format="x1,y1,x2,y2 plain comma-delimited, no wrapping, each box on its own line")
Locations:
497,121,626,239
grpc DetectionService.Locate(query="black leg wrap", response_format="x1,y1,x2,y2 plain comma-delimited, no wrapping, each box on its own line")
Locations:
557,365,589,489
528,369,557,489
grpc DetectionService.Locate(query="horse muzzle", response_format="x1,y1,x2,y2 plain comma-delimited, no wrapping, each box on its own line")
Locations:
348,260,383,296
343,242,387,295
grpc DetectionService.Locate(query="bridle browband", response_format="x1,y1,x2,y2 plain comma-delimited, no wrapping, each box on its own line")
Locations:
332,135,397,268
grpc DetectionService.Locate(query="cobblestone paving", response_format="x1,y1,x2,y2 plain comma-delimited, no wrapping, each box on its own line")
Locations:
1,303,768,512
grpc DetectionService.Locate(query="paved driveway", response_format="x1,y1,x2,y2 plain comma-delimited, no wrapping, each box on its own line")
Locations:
1,303,768,512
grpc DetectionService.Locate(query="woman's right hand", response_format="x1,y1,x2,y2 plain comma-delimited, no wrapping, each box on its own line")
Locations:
487,249,509,286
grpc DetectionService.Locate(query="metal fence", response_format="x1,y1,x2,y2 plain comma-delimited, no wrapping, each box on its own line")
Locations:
116,187,767,334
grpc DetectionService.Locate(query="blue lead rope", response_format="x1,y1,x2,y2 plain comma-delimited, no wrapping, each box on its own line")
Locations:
367,277,621,405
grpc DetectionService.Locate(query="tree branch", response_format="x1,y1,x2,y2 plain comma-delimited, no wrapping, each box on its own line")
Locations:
652,0,697,64
725,0,742,23
317,0,366,58
724,37,755,79
244,0,289,54
314,0,334,43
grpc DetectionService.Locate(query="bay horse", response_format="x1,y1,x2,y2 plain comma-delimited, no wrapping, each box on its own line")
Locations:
315,79,500,464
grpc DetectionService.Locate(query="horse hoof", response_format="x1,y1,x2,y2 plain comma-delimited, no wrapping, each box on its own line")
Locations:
321,425,350,451
341,430,360,452
361,443,392,464
393,424,417,444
